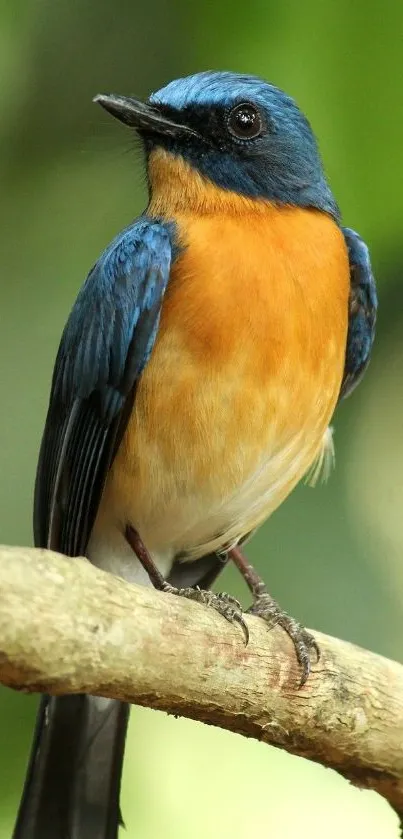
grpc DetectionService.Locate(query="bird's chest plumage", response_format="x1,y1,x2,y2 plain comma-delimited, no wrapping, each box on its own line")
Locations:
99,204,349,560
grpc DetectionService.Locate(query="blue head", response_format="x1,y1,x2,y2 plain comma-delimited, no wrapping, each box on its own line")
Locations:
95,71,339,219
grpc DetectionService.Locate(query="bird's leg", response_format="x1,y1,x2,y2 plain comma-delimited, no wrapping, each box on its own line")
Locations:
229,546,319,686
125,525,167,589
125,526,249,643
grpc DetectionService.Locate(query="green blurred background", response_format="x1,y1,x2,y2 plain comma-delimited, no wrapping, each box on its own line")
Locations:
0,0,402,836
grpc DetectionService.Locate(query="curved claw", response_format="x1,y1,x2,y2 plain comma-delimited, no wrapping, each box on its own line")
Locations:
298,655,311,688
311,638,321,664
214,592,249,645
232,612,249,646
289,631,320,688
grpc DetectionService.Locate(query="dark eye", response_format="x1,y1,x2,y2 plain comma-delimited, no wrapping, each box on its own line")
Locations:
227,102,262,140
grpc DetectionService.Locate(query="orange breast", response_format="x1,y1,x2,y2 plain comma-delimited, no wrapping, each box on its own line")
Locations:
95,186,350,561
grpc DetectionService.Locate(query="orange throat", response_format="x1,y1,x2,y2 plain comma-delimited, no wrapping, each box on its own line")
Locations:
147,147,284,217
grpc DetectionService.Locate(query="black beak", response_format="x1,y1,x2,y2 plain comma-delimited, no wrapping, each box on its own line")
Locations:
93,93,197,139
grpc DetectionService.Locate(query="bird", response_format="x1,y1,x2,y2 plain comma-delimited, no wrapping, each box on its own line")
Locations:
12,70,377,839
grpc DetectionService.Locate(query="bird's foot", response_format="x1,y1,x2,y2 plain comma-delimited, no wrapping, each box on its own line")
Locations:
247,593,319,686
162,583,249,644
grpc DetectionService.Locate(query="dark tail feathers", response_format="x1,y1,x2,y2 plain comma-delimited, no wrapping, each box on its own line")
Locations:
13,694,130,839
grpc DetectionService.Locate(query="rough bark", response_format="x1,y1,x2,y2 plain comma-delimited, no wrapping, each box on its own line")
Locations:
1,545,402,822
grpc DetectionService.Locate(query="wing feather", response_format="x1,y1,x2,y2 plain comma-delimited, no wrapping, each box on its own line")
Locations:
339,226,377,401
34,218,174,557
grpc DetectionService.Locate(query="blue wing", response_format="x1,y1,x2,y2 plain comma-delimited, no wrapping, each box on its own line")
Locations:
34,217,174,556
339,227,378,401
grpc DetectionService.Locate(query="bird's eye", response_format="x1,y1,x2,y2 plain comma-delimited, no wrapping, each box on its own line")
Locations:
227,103,263,140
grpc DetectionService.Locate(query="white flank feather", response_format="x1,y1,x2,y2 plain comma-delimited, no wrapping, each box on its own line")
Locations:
305,426,335,487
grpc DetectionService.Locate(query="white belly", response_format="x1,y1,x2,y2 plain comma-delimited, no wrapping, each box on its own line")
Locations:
88,426,332,582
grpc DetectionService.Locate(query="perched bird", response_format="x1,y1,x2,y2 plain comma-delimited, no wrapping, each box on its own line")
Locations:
13,71,377,839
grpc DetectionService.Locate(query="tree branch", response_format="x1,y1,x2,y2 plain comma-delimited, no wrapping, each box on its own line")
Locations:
1,545,402,824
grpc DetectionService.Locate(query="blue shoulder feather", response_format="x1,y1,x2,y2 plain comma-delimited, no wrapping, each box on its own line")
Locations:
54,218,173,416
